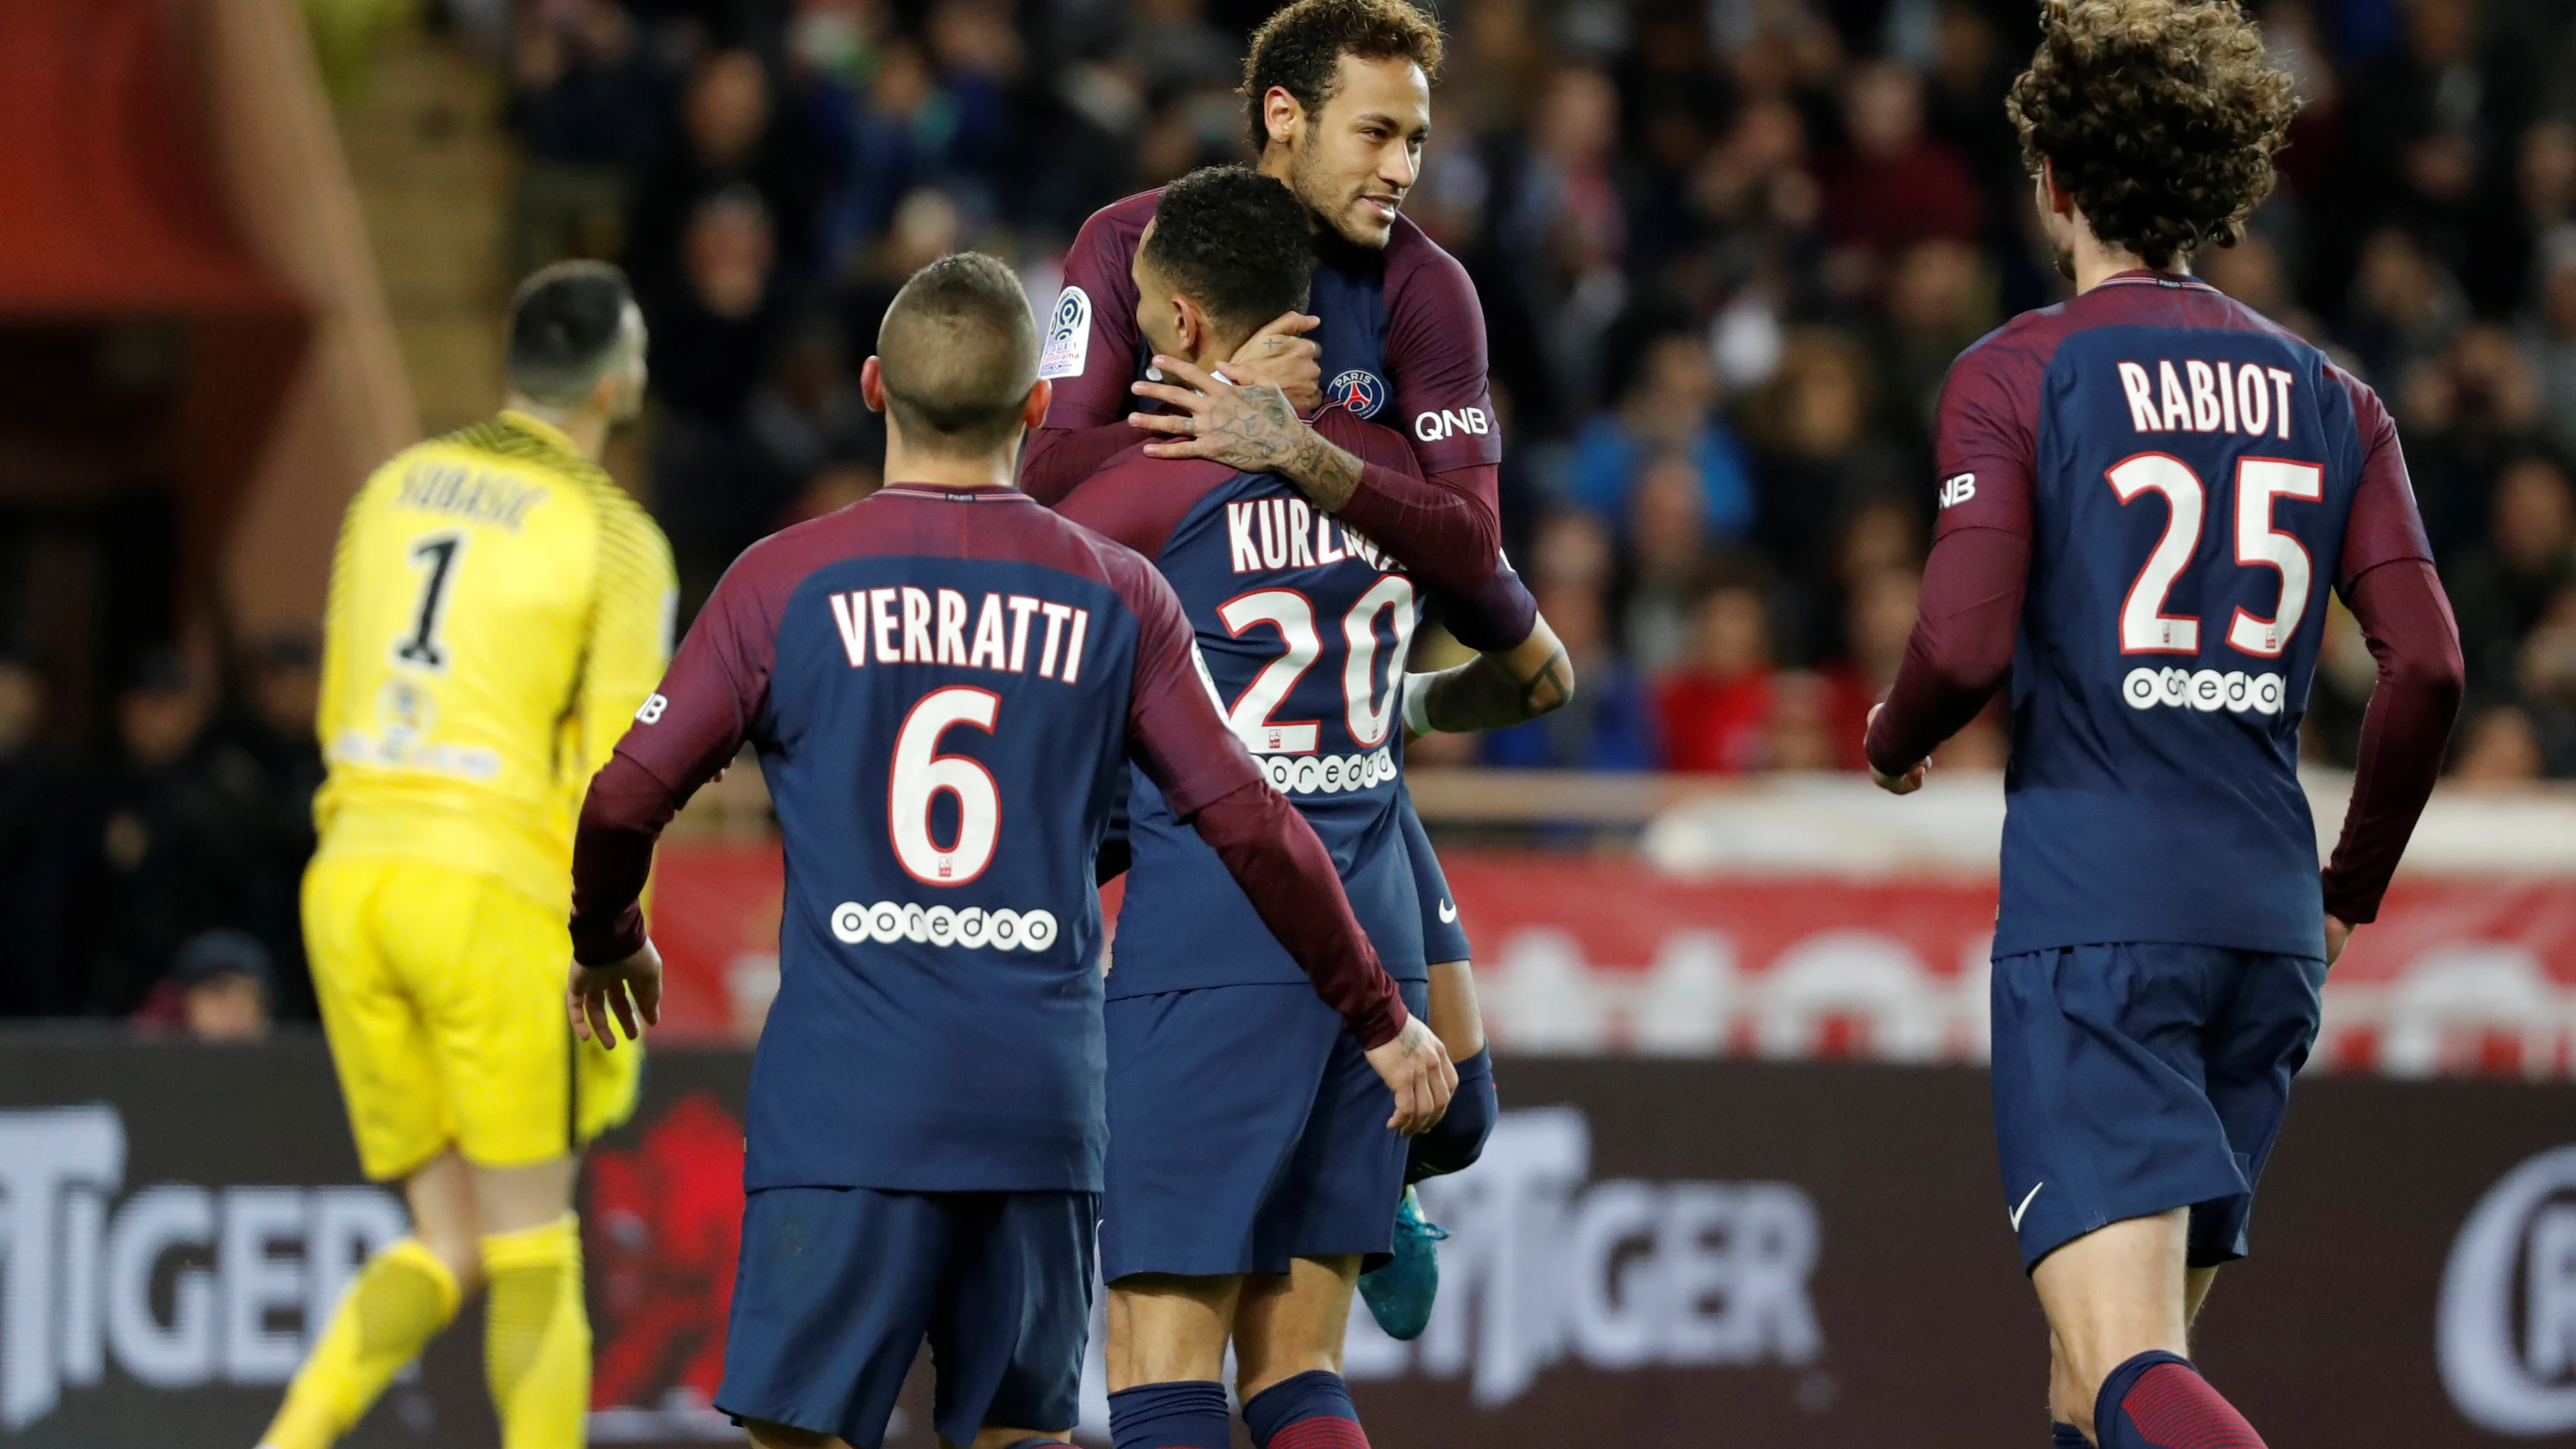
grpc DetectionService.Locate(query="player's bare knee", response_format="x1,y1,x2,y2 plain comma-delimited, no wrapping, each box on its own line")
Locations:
2047,1336,2093,1437
958,1426,1073,1449
417,1231,484,1293
467,1152,579,1235
400,1153,485,1288
1106,1275,1237,1388
1232,1256,1358,1395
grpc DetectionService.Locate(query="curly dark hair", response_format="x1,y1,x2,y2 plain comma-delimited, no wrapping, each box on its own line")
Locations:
2007,0,2297,270
1240,0,1445,152
1144,166,1315,333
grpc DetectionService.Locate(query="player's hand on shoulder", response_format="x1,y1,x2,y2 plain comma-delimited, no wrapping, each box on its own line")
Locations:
1129,354,1315,473
1865,704,1929,796
1227,312,1324,411
1366,1013,1459,1138
2324,913,2352,967
568,938,663,1049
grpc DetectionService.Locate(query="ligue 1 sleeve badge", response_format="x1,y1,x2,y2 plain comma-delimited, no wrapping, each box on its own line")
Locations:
1329,369,1388,418
1037,286,1091,380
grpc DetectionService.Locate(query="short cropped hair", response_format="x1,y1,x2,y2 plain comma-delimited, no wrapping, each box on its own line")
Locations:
506,261,637,408
876,253,1039,455
1144,167,1315,337
1240,0,1445,151
2008,0,2297,270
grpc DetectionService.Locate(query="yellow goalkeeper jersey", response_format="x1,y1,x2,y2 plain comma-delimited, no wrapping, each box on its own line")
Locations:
314,410,676,911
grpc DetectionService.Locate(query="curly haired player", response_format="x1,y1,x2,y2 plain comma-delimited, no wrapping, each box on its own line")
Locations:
1862,4,2463,1446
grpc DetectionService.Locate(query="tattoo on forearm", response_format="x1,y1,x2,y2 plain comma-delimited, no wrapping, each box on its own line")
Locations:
1285,429,1362,511
1198,381,1361,507
1422,647,1575,731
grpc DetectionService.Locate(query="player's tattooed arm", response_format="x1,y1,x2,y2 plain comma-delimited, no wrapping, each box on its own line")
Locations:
1410,615,1575,733
1128,354,1364,510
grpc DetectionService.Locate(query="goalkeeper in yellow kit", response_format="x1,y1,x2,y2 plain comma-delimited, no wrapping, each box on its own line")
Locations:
261,262,676,1449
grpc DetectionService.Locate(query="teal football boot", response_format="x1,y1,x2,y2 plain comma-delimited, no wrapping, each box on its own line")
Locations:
1357,1185,1448,1340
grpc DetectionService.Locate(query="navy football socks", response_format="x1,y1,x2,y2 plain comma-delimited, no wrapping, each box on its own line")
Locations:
1110,1380,1233,1449
2052,1422,2088,1447
1241,1369,1369,1449
998,1440,1078,1449
2092,1351,2267,1449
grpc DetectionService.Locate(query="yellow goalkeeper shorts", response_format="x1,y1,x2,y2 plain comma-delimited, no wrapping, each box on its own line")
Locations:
305,855,640,1181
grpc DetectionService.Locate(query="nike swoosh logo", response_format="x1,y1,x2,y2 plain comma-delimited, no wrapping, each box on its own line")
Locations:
2009,1181,2045,1232
1437,899,1458,923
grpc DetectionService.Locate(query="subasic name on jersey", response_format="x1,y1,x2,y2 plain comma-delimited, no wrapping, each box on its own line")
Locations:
394,461,549,531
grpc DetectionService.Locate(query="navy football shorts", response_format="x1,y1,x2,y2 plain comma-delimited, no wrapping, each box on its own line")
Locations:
1398,785,1472,965
1990,942,2326,1272
1102,980,1431,1281
717,1185,1096,1448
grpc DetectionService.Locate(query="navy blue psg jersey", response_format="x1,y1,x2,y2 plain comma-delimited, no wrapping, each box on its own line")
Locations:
610,484,1271,1193
1058,411,1432,997
1031,190,1501,499
1935,272,2431,958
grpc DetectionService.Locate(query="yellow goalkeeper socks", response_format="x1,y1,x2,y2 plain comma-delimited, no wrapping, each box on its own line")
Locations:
261,1237,461,1449
480,1214,591,1449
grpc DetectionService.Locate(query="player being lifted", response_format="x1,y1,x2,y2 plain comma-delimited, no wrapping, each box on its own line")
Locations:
1055,166,1557,1449
1027,0,1551,1336
564,253,1452,1449
1862,5,2464,1446
263,263,676,1449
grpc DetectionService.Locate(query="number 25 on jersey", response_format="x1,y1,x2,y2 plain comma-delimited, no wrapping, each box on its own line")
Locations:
2108,453,2324,660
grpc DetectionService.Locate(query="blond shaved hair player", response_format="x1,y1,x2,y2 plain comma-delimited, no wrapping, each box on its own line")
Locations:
262,262,676,1449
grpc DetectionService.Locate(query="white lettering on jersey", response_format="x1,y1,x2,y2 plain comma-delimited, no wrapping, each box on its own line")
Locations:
970,593,1008,669
1036,286,1091,380
2118,362,2158,431
1227,504,1261,572
936,588,970,665
1035,602,1073,678
824,590,1089,683
1005,595,1041,671
1222,502,1397,575
828,592,870,665
1938,473,1977,510
635,692,669,724
1413,406,1492,443
901,587,934,662
2120,358,2295,440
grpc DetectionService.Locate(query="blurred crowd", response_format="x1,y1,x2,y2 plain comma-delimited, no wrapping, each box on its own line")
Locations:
25,0,2576,1022
0,636,320,1027
484,0,2576,783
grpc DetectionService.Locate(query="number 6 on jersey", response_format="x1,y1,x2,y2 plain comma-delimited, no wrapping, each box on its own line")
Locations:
890,687,1000,884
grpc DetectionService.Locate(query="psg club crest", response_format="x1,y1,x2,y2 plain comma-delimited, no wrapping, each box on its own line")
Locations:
1330,369,1387,418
